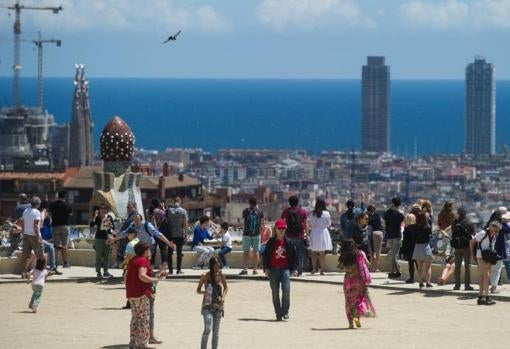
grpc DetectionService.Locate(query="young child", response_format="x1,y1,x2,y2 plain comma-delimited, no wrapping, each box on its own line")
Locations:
218,222,232,269
339,240,376,329
28,258,48,313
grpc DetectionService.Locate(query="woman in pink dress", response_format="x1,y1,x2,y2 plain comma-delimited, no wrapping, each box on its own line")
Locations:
339,240,376,329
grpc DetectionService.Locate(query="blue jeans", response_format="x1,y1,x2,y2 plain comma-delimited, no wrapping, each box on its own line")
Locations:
218,247,232,267
43,240,56,270
201,309,222,349
286,238,304,274
269,268,290,318
504,260,510,281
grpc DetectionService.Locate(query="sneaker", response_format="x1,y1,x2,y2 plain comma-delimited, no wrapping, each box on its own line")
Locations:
63,262,71,269
283,314,289,320
32,305,38,313
176,270,184,274
405,279,414,284
464,286,474,291
222,266,229,271
51,268,63,275
477,297,486,305
103,272,113,279
419,282,424,289
453,285,460,291
252,270,258,275
276,316,283,321
490,286,497,294
426,283,433,288
485,297,496,305
191,265,201,270
239,269,248,276
96,272,103,279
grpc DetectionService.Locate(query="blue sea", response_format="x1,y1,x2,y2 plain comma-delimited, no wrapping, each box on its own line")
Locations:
1,78,510,156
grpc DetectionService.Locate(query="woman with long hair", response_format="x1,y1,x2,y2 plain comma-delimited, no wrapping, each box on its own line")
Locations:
197,256,228,349
352,213,371,260
401,213,417,283
339,240,376,329
412,212,434,288
308,198,332,275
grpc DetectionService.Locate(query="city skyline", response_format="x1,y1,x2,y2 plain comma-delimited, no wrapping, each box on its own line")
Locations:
0,1,509,79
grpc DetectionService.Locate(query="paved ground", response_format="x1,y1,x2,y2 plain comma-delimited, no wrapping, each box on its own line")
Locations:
1,276,510,349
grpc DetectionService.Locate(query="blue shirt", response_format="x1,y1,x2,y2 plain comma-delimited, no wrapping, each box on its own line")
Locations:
192,226,213,248
120,221,164,246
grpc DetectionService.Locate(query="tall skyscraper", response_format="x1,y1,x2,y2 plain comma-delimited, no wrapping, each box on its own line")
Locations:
69,64,94,167
361,56,390,153
465,56,496,156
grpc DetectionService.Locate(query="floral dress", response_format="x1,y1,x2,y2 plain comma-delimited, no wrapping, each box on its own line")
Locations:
343,251,376,321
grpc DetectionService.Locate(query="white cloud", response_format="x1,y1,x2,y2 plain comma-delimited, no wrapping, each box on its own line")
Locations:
18,0,228,34
401,0,469,28
473,0,510,29
256,0,375,31
401,0,510,30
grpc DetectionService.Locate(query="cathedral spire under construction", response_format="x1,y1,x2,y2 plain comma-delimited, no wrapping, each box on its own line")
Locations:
69,64,94,167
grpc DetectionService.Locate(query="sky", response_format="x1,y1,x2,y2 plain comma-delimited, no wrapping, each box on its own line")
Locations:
0,0,509,79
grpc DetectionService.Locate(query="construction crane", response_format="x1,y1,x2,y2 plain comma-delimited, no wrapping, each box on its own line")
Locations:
0,1,62,109
32,31,61,109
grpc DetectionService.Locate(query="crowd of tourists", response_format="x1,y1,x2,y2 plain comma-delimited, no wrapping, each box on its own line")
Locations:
3,190,510,348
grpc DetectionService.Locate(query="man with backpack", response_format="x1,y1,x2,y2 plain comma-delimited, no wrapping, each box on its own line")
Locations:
239,198,265,275
281,195,308,276
451,207,475,291
163,197,188,275
109,213,176,268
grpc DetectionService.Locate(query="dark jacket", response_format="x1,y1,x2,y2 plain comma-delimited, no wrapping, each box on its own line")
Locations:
495,223,510,260
400,225,417,260
263,237,298,272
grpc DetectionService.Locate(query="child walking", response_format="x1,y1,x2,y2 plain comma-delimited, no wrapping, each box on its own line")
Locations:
28,258,48,313
197,256,228,349
339,240,376,329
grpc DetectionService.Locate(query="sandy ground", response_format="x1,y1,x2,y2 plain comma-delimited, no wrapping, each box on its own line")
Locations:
1,278,509,349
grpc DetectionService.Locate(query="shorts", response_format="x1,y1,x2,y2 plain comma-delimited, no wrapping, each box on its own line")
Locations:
477,258,491,276
22,235,44,260
242,236,260,252
52,226,70,248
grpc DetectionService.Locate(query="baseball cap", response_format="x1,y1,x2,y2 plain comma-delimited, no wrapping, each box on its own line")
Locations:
275,219,287,230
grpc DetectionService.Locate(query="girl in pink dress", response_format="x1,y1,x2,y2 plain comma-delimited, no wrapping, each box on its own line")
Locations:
339,240,376,329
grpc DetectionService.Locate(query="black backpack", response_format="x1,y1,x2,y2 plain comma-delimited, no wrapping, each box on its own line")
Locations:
286,208,302,236
451,222,470,249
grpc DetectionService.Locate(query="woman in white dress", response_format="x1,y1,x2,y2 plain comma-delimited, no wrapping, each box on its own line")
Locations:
309,198,333,275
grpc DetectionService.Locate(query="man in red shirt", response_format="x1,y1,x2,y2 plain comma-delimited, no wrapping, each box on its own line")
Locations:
281,195,308,276
263,219,297,321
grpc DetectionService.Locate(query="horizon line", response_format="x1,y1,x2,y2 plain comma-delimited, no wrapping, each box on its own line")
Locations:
1,76,510,82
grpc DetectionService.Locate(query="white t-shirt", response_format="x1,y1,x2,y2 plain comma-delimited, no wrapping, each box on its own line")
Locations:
32,269,48,287
22,208,41,236
221,231,232,249
474,230,496,258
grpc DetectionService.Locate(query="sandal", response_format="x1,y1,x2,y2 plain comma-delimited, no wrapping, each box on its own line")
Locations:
149,338,163,344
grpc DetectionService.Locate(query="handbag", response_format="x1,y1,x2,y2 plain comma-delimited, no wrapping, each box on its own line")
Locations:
479,233,498,265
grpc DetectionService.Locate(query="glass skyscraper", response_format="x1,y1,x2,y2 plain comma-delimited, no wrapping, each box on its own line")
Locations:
362,56,390,153
465,57,496,156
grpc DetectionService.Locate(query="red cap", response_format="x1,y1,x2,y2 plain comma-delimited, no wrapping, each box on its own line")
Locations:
275,219,287,230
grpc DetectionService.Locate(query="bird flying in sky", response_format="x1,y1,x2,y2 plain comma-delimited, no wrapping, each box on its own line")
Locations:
163,30,181,44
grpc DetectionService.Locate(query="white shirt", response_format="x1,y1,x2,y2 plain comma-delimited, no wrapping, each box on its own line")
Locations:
474,230,496,258
309,211,332,233
221,231,232,249
22,207,41,236
32,269,48,287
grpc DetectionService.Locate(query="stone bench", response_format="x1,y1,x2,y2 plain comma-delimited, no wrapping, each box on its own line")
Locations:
397,260,509,285
1,249,391,274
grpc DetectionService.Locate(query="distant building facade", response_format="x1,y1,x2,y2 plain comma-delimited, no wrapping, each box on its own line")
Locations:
361,56,390,153
465,57,496,156
69,64,94,167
